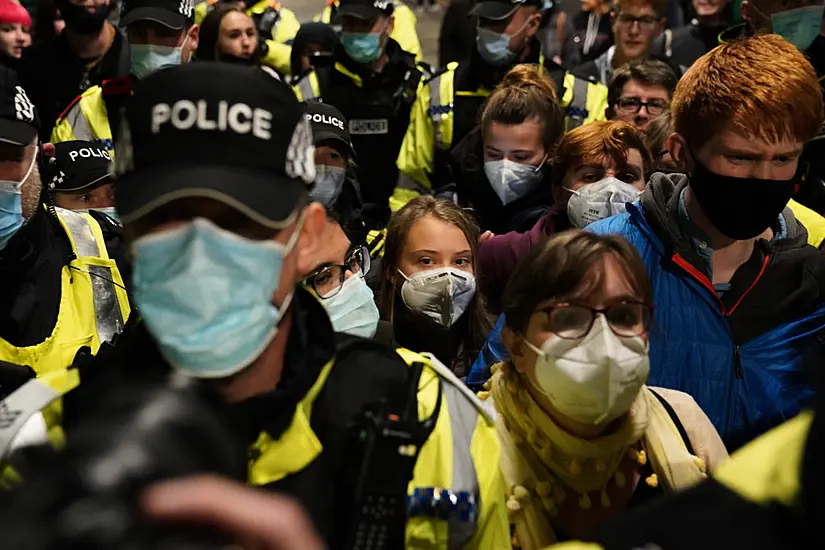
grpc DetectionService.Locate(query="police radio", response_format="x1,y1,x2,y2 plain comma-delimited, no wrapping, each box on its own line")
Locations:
335,361,441,550
254,5,280,41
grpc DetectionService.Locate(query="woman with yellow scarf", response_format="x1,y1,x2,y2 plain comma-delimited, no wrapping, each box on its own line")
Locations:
482,230,728,548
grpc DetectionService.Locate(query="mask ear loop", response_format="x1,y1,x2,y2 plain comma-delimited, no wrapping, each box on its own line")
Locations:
272,208,307,319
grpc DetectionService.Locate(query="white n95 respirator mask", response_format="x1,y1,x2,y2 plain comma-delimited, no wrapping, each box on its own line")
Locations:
399,267,476,328
523,315,650,425
566,177,642,228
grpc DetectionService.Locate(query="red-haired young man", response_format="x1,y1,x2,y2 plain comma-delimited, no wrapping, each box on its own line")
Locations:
589,34,825,452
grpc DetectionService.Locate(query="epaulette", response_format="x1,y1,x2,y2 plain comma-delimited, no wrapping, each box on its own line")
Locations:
57,92,86,121
423,62,456,85
102,76,133,96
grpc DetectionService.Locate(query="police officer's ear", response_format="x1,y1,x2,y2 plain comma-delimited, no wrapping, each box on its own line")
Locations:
183,24,200,61
524,9,542,38
666,132,691,172
385,14,395,37
740,1,754,26
296,202,327,275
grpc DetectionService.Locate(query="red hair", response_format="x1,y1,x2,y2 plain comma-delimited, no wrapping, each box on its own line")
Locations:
673,34,823,148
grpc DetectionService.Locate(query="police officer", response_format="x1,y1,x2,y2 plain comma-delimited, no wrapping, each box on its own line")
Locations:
305,101,367,245
294,0,427,229
59,62,508,548
51,0,200,156
44,140,118,221
315,0,423,60
397,0,609,191
194,0,301,75
0,69,130,397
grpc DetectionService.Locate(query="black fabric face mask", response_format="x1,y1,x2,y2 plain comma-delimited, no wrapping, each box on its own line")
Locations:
57,0,109,35
688,153,796,241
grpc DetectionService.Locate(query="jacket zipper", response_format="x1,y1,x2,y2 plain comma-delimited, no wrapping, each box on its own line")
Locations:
733,345,742,378
671,253,771,380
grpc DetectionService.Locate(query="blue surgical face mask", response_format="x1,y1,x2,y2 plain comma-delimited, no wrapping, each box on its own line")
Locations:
76,206,120,223
311,164,347,207
132,216,303,378
130,31,189,79
770,5,825,52
322,275,380,338
93,206,120,223
476,17,532,67
341,23,386,64
0,151,37,252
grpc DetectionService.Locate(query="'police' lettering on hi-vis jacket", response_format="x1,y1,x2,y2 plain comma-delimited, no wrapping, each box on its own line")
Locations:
69,148,111,162
151,101,273,140
349,119,389,135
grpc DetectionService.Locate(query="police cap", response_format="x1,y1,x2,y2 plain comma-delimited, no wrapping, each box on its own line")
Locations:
337,0,394,20
120,0,195,30
0,67,37,147
114,63,316,229
304,102,355,159
47,140,113,192
471,0,543,21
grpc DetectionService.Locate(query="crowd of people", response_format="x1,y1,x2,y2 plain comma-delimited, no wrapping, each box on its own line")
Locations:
0,0,825,548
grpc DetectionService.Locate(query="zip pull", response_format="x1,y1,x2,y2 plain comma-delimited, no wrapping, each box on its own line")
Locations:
733,346,743,378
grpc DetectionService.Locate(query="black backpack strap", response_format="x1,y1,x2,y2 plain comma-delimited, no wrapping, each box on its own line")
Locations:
648,388,696,456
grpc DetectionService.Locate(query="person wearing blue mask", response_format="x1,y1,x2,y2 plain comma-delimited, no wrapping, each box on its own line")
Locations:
304,101,369,246
51,0,199,158
51,62,508,549
293,0,429,229
0,67,131,402
300,216,391,343
398,0,609,198
45,140,119,222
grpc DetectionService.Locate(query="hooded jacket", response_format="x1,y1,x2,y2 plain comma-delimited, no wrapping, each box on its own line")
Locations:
588,173,825,450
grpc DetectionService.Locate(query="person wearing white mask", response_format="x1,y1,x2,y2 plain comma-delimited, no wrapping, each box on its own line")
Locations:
450,64,565,235
51,0,200,157
484,229,727,548
472,119,649,318
300,216,388,343
45,140,119,222
378,196,492,379
303,101,368,245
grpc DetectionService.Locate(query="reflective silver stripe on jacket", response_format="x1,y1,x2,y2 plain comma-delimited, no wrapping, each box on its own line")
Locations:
57,208,125,344
297,76,318,101
428,76,453,151
64,100,95,142
442,380,480,550
566,77,590,130
0,379,59,462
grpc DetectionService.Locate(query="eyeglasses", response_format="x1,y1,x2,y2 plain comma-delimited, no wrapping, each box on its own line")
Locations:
615,13,661,28
538,302,653,339
615,97,668,116
301,245,371,299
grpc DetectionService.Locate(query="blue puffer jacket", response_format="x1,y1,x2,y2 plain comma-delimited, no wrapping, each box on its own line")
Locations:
471,175,825,450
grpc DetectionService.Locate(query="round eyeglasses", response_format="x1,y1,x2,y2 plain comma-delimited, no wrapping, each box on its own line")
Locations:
302,245,370,299
539,302,654,339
